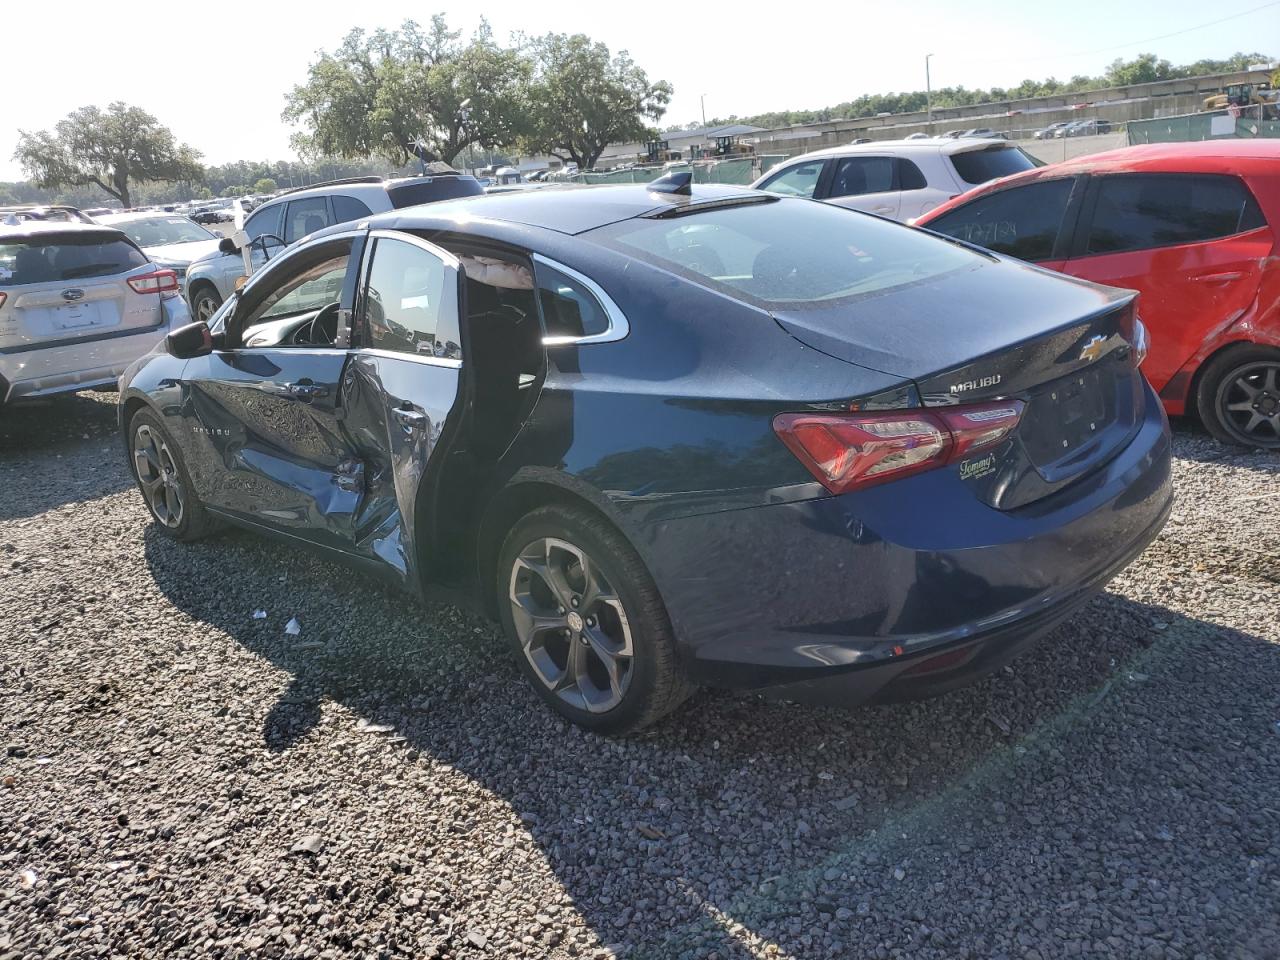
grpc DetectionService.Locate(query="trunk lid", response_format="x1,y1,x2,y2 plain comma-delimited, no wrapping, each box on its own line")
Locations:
771,258,1146,509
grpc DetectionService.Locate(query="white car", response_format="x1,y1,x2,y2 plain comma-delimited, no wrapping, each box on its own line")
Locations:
0,219,190,406
95,212,223,299
750,138,1041,222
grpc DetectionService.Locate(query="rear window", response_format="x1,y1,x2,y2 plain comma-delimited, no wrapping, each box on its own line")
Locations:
1085,173,1266,255
601,198,977,306
0,233,148,286
950,146,1037,185
387,177,484,209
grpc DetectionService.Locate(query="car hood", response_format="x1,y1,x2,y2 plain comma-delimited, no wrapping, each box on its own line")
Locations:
768,253,1135,386
143,238,222,266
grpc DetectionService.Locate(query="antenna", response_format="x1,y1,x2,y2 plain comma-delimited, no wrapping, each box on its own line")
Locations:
648,171,692,196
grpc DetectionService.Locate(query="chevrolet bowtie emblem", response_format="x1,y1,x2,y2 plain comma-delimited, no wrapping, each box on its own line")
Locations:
1078,335,1107,363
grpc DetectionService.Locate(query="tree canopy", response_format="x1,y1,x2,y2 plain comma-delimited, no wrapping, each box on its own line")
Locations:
12,102,202,209
282,17,530,167
517,34,672,170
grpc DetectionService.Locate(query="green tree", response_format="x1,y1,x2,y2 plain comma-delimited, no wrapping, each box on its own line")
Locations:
221,184,248,198
12,102,201,209
252,177,278,194
519,33,671,170
283,17,530,167
1105,53,1175,86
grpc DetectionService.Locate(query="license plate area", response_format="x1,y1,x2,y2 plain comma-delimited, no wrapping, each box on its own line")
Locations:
51,301,107,330
1021,365,1115,470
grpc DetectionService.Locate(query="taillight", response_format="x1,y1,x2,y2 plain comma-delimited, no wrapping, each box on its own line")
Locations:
773,399,1025,494
127,269,179,297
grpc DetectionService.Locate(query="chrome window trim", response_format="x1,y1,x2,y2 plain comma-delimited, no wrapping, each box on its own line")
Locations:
367,228,462,269
238,227,367,299
531,253,630,345
353,347,463,370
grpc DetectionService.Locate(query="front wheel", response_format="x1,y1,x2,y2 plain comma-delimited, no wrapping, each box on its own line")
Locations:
497,504,694,735
128,409,217,541
189,283,222,324
1196,345,1280,449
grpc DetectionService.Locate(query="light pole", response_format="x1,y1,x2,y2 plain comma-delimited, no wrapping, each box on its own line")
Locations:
701,94,707,127
925,54,934,133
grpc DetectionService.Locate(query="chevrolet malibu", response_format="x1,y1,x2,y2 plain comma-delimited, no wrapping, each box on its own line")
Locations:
118,179,1172,734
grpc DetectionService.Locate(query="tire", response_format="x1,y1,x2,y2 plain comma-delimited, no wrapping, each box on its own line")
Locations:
189,283,222,324
496,504,694,735
127,409,217,541
1195,344,1280,449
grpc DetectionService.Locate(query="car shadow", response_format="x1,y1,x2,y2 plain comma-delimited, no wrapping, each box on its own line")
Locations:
142,522,1280,958
0,391,133,521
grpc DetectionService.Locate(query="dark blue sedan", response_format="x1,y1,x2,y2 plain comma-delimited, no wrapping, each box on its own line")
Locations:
118,178,1172,734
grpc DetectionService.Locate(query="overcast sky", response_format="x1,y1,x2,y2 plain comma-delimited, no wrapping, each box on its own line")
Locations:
2,0,1274,181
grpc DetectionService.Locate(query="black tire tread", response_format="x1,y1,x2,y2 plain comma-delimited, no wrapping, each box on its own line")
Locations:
128,408,219,542
498,503,694,735
1194,343,1280,449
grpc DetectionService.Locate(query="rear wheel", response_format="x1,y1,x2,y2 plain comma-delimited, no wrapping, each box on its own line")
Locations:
190,283,222,324
128,409,216,541
496,504,694,735
1196,345,1280,449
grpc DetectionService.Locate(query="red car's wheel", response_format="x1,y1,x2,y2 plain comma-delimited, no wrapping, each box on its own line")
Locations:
1196,344,1280,449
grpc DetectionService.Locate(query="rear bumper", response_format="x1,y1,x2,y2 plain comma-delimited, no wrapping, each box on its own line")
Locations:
641,382,1173,705
0,297,186,404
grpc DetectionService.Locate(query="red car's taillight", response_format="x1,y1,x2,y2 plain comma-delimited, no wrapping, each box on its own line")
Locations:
127,269,179,297
773,400,1025,494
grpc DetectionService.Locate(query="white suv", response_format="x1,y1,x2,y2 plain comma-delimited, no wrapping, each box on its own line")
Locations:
0,220,189,405
750,138,1040,222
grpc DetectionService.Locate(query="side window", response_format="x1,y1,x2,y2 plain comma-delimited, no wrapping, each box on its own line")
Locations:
898,158,928,191
283,197,332,244
536,264,610,340
237,243,352,346
1085,174,1266,256
361,237,460,360
332,195,373,223
926,178,1075,262
244,204,282,243
828,156,896,198
758,161,825,199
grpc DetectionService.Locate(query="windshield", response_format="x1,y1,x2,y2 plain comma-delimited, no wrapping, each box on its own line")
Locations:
0,234,148,286
599,198,977,306
108,216,217,248
949,146,1038,185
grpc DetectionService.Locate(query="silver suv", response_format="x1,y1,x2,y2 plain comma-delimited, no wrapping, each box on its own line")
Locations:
184,173,484,322
0,220,190,405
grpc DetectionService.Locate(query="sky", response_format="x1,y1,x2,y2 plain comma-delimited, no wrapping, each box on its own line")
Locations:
2,0,1275,182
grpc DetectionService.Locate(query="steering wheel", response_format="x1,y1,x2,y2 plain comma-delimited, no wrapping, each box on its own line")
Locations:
249,234,287,262
294,302,341,346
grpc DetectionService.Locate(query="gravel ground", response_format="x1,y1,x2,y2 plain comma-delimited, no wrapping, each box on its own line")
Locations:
2,392,1278,960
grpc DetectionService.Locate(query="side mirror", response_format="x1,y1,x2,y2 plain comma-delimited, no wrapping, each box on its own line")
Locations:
218,236,239,254
165,321,214,359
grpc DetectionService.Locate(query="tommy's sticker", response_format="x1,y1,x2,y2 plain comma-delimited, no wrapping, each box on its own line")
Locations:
958,453,997,481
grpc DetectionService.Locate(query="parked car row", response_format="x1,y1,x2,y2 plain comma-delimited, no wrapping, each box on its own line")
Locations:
1034,118,1114,139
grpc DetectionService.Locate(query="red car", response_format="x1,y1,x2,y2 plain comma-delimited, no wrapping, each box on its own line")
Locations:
917,140,1280,448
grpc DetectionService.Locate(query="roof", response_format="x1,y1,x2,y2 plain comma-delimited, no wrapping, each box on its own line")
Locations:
96,211,185,224
784,137,1016,163
357,182,763,236
662,123,766,141
0,219,124,240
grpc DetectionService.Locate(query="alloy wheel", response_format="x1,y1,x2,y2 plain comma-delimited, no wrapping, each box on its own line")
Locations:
194,294,218,323
132,424,184,528
508,537,634,713
1218,360,1280,445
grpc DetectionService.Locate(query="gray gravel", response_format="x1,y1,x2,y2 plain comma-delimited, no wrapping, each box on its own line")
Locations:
2,392,1278,960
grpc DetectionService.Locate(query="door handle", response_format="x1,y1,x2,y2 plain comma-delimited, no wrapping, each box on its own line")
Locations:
392,406,426,431
872,205,895,214
1192,271,1244,284
284,381,328,400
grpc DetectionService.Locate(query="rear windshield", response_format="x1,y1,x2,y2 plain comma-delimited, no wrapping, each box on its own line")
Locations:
600,198,978,307
950,146,1037,185
388,177,484,209
109,217,215,247
0,233,148,286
